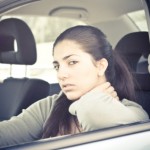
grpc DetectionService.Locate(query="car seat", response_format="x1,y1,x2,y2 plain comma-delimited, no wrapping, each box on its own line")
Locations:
134,72,150,117
137,54,150,116
0,18,50,120
115,32,150,73
49,83,61,96
148,54,150,73
133,54,150,117
115,32,150,117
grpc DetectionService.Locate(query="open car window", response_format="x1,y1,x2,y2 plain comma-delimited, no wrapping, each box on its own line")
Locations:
0,15,86,83
0,0,150,149
0,8,148,83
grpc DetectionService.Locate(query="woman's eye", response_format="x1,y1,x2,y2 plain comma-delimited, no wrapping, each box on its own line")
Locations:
68,61,78,65
53,65,59,71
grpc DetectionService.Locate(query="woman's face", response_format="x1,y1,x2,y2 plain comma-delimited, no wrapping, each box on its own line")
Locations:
53,40,105,100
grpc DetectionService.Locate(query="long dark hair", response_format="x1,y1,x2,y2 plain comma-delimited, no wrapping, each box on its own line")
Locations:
42,25,136,138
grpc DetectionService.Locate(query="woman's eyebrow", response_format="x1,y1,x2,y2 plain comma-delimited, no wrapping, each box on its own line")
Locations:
53,54,79,64
63,54,78,60
52,61,58,65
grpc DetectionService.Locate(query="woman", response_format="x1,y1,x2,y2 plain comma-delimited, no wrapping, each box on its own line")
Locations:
0,25,149,147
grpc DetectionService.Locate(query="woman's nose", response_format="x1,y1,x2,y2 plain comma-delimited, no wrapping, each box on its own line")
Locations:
57,67,69,80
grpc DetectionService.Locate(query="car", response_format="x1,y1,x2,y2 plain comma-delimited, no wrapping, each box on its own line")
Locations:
0,0,150,149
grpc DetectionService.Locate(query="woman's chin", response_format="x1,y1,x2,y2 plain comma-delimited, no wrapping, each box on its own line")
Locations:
65,92,81,101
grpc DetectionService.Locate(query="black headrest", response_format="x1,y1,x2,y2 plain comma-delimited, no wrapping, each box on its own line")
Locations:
0,18,37,65
115,32,150,58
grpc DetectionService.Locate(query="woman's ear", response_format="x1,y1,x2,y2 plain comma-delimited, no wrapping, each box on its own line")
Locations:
96,58,108,76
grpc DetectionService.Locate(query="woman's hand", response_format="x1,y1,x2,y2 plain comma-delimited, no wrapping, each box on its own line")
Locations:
92,82,119,100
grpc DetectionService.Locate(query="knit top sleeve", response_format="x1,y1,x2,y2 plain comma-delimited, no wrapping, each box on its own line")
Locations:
0,94,59,148
69,90,149,131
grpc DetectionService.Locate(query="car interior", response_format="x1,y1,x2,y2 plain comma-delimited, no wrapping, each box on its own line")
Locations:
114,31,150,73
114,30,150,116
0,18,50,120
0,0,150,149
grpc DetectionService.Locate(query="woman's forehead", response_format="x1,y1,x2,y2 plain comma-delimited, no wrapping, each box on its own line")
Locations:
53,40,84,57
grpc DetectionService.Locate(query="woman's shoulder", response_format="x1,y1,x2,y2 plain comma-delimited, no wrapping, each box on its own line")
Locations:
122,99,149,120
22,91,63,122
37,91,63,108
122,99,143,108
25,91,63,114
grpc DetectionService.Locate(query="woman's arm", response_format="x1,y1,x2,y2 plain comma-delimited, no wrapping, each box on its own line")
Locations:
69,86,149,132
0,94,58,148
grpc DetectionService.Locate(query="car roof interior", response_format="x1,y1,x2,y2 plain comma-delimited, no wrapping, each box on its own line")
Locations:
2,0,143,23
0,0,146,47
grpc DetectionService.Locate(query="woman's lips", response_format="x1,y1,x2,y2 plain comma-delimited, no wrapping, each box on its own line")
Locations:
62,84,75,92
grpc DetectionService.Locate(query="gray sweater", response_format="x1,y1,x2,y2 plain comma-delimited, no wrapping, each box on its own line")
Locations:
0,90,149,147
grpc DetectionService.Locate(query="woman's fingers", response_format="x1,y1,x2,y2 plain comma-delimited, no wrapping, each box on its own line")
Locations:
100,82,119,100
92,82,119,100
105,86,114,93
95,82,111,92
111,91,119,100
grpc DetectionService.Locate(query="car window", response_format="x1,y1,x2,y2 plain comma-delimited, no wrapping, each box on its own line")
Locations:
0,9,148,83
0,0,150,149
128,10,148,31
0,16,86,83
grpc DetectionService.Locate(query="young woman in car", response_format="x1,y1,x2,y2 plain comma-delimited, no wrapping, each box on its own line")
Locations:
0,25,149,147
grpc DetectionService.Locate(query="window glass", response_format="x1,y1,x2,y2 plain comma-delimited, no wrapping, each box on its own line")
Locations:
0,16,86,83
127,10,148,31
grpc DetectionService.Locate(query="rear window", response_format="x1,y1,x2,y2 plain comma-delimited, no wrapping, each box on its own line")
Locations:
127,10,148,31
0,16,86,83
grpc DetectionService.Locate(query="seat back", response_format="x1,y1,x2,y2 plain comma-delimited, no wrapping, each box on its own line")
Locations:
115,32,150,72
49,83,61,96
115,32,150,117
134,73,150,116
0,77,50,120
0,18,50,120
132,46,150,117
148,54,150,73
